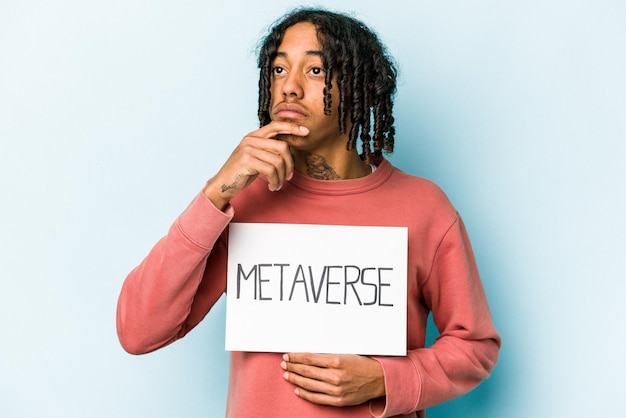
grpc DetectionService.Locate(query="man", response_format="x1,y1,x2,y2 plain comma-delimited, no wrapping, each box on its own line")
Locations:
117,8,500,417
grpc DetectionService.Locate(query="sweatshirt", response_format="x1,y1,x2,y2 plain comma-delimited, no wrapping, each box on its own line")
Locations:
116,159,501,417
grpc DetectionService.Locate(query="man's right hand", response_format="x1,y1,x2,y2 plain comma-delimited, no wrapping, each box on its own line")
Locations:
202,121,309,210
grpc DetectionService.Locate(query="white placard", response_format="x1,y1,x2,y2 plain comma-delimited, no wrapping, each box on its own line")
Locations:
225,223,408,356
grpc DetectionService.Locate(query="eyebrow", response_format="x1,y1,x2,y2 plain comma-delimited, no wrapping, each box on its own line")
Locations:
275,50,323,58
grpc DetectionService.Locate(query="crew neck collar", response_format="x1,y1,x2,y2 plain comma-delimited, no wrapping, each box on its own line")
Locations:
287,159,393,196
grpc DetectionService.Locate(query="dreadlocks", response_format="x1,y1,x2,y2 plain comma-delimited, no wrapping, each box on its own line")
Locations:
257,8,397,164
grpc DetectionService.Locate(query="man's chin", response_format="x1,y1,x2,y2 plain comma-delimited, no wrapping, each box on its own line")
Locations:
276,133,305,144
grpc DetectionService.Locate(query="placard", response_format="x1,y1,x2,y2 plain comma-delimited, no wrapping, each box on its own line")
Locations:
225,223,407,356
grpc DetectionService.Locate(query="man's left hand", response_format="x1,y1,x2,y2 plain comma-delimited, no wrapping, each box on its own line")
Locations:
281,353,385,407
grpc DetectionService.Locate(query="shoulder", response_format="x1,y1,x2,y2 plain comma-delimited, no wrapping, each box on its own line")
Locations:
382,161,456,214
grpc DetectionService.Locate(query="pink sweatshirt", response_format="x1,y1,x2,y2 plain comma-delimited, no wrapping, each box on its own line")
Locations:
117,159,500,417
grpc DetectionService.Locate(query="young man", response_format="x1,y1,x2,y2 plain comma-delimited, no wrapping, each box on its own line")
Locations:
117,8,500,417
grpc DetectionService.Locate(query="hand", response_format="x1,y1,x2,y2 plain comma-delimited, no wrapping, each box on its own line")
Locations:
203,122,309,210
281,353,385,407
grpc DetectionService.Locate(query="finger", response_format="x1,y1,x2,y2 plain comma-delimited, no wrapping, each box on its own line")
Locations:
252,121,310,139
234,139,292,191
293,387,349,407
281,360,339,384
240,136,295,185
284,353,340,369
253,151,289,191
282,369,342,398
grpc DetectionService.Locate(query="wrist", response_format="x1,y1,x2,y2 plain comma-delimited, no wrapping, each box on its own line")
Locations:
202,180,230,212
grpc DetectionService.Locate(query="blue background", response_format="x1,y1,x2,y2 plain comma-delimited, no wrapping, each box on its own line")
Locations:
1,0,624,417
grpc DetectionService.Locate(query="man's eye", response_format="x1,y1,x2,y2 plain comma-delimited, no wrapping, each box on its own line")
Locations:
311,67,324,76
272,66,285,75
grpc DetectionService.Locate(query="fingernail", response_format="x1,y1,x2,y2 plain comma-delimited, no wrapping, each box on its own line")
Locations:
283,372,289,380
286,172,293,181
280,361,287,370
283,354,289,361
299,126,309,134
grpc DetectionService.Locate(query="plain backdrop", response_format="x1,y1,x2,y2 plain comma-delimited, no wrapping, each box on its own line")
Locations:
1,0,624,417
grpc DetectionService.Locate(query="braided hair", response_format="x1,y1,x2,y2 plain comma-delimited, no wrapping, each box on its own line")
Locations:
257,8,397,163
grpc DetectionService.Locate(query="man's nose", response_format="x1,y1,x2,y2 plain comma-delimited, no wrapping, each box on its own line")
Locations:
282,71,304,98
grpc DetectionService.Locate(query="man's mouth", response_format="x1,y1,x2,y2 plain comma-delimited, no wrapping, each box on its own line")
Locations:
273,102,308,120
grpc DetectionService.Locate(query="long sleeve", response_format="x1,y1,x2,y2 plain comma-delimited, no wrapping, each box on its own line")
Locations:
370,216,501,417
116,193,233,354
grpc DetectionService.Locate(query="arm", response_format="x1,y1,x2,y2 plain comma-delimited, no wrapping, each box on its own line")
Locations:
275,217,499,415
281,216,500,414
370,216,501,416
116,121,309,354
116,193,232,354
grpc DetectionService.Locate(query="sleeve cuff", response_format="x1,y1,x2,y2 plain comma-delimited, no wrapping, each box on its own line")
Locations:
174,192,234,250
369,355,421,417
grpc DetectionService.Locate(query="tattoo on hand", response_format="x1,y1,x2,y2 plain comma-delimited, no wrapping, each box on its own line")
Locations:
305,153,341,180
221,174,243,193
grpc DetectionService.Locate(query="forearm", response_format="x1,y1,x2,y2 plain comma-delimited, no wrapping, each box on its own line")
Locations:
116,193,232,354
370,334,500,417
370,215,501,417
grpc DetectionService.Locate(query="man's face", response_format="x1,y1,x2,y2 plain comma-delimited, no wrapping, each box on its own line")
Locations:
269,22,345,155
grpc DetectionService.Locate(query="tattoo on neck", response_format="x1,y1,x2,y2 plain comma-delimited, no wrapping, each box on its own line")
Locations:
305,153,341,180
221,174,243,193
